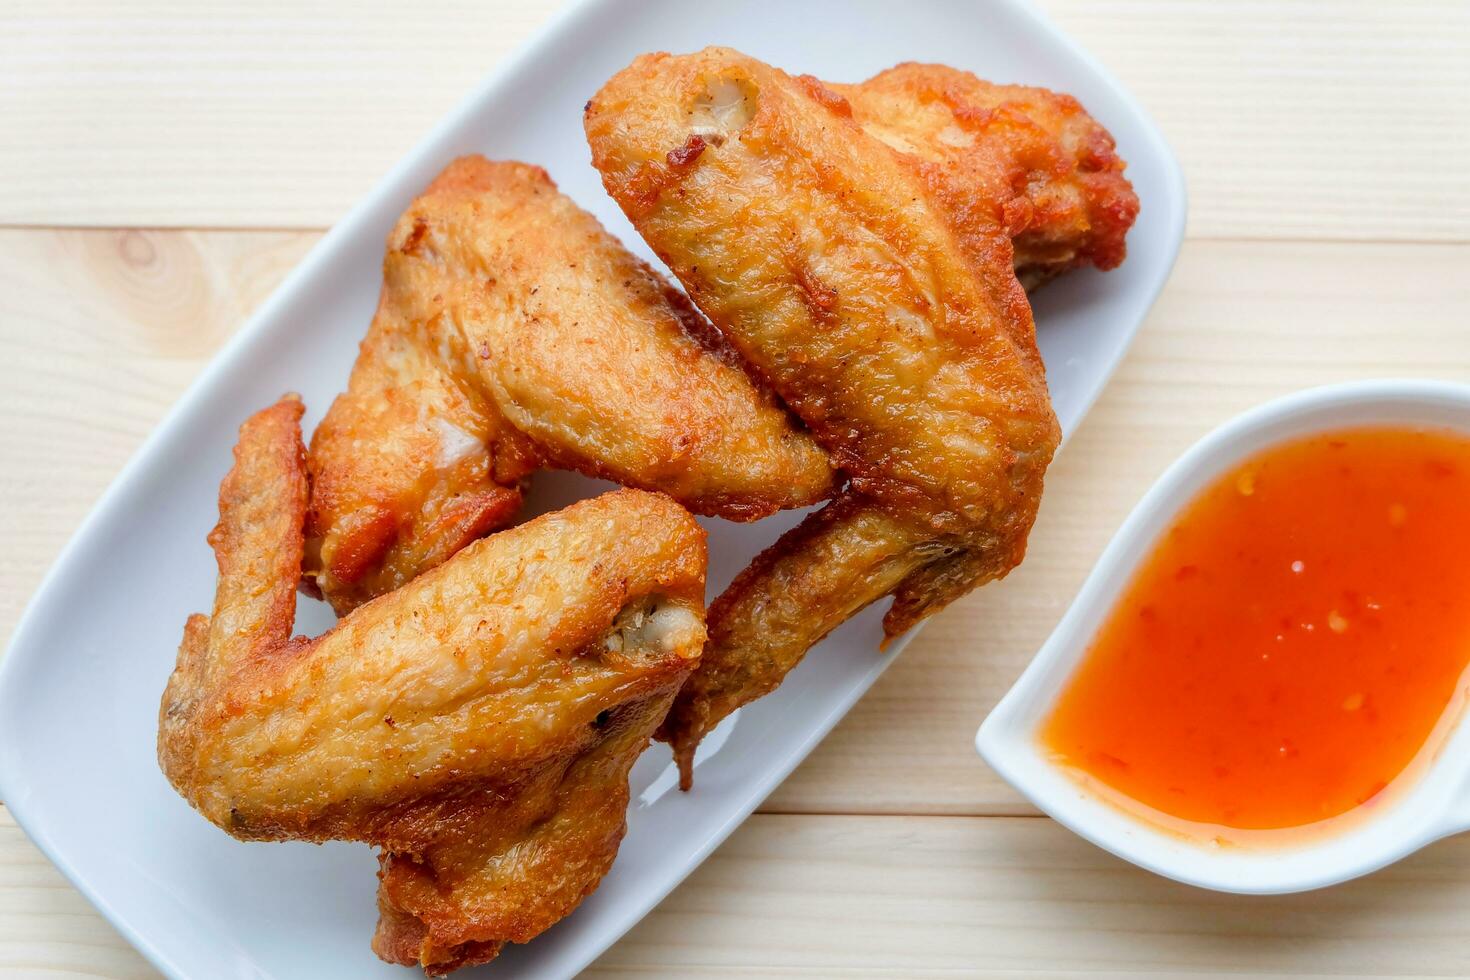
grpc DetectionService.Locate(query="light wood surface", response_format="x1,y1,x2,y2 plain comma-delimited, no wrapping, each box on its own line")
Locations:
4,1,1469,238
3,1,1470,977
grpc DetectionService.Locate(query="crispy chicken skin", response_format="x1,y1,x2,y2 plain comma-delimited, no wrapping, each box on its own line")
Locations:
662,495,929,772
159,396,707,972
308,157,833,613
372,683,673,974
586,51,1057,533
306,169,540,611
835,63,1139,289
586,48,1061,782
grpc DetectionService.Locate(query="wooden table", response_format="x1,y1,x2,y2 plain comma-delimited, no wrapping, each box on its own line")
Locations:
3,2,1469,976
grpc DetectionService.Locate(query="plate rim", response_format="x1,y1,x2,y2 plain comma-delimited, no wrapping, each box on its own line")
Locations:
977,379,1470,894
0,0,1186,976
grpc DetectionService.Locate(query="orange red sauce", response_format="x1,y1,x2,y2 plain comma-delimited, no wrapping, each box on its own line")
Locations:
1040,427,1470,834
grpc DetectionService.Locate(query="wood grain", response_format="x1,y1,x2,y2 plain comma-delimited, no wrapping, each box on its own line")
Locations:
9,805,1470,978
768,237,1470,814
5,2,1470,977
3,229,1468,812
2,1,1468,237
0,813,158,980
595,813,1470,977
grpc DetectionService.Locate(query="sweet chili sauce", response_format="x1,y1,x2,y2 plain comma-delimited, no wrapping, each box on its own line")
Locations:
1040,427,1470,836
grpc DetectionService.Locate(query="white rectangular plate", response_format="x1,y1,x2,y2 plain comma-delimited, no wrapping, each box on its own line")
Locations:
0,1,1183,976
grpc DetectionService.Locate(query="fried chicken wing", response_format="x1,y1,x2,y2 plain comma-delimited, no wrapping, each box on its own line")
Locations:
372,682,672,973
836,63,1139,288
309,157,833,612
306,229,539,608
586,48,1061,782
160,396,707,971
660,495,928,763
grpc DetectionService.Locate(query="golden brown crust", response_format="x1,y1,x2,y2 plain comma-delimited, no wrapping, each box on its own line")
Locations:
587,49,1065,777
158,396,311,794
661,492,933,786
307,156,833,614
306,328,535,612
374,689,674,970
458,161,831,516
372,894,504,977
587,49,1057,537
159,399,708,971
835,62,1139,288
